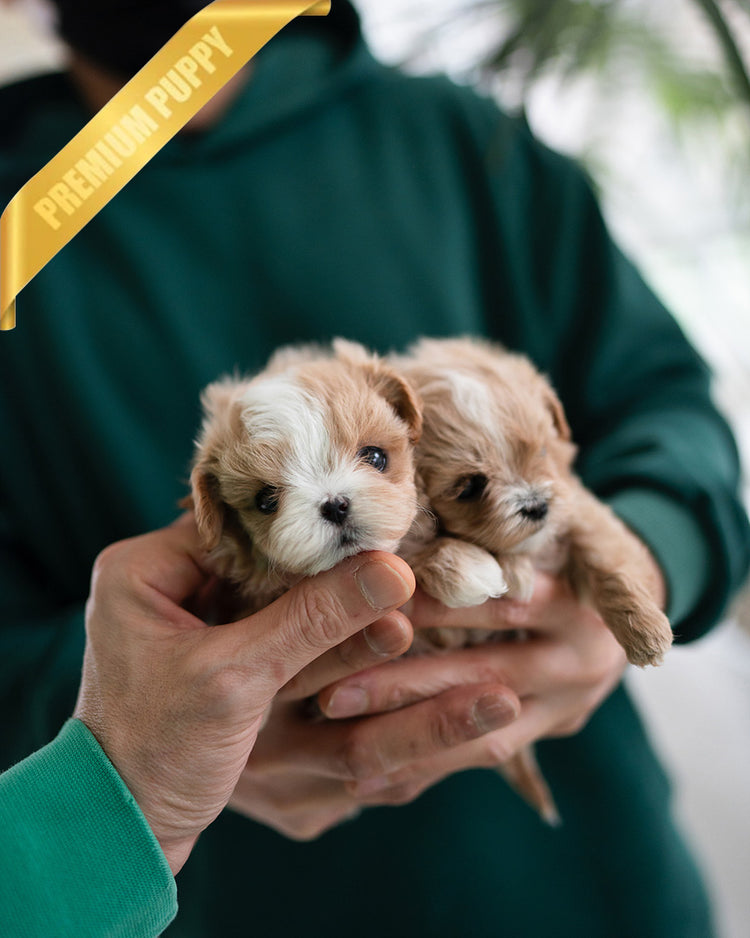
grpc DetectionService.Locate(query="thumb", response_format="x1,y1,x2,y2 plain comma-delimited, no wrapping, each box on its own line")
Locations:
226,551,415,691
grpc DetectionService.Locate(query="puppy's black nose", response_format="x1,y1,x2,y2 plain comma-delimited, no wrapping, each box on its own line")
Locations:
320,496,350,526
520,499,548,522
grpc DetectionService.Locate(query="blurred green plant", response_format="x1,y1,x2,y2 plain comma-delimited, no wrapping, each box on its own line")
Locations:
409,0,750,216
472,0,750,120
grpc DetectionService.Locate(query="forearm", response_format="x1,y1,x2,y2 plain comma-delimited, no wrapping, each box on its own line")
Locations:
576,375,750,639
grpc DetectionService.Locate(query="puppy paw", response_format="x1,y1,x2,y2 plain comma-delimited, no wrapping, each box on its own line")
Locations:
503,556,536,602
414,539,508,608
596,579,674,667
619,603,673,668
448,555,509,607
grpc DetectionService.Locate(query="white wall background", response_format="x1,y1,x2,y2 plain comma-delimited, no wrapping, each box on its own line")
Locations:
2,2,749,935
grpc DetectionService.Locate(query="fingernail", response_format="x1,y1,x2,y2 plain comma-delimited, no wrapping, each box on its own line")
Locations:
326,685,369,718
354,561,412,612
473,693,518,734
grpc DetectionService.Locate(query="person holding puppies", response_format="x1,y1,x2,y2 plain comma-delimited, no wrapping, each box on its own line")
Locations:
4,515,515,933
1,1,749,936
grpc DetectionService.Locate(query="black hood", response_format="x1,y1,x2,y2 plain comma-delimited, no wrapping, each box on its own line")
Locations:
50,0,359,78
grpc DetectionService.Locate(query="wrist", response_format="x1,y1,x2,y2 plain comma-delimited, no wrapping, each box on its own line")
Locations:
74,713,205,875
156,834,200,876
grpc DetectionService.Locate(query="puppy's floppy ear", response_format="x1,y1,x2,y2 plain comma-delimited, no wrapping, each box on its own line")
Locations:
187,377,242,551
510,354,572,442
371,366,423,444
190,463,225,551
542,381,571,441
332,338,423,444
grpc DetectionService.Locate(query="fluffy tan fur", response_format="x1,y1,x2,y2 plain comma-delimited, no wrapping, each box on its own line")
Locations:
185,339,422,613
396,336,673,823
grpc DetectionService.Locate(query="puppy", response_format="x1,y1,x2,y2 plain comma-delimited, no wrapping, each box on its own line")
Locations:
396,336,673,823
186,339,422,612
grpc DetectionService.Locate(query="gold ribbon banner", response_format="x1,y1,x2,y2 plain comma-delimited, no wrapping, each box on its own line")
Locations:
0,0,330,331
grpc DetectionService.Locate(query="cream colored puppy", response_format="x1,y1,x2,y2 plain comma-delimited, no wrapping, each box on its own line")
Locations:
186,339,422,613
396,336,673,822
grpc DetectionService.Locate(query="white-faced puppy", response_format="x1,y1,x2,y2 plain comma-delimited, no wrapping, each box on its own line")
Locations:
396,336,673,823
186,339,422,612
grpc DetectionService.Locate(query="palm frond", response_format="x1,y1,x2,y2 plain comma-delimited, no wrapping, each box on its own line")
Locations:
432,0,747,117
691,0,750,107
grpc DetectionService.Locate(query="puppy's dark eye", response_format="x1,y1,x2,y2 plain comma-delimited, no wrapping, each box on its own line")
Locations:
358,446,388,472
255,485,280,514
455,474,488,502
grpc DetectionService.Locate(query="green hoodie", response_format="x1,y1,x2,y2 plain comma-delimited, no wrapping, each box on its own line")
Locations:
1,3,748,935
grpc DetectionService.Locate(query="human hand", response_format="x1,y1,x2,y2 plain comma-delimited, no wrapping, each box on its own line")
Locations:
228,612,520,840
313,570,630,806
73,515,416,873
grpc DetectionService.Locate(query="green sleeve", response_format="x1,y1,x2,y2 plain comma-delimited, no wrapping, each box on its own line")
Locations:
484,119,750,640
0,719,177,937
568,235,750,641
